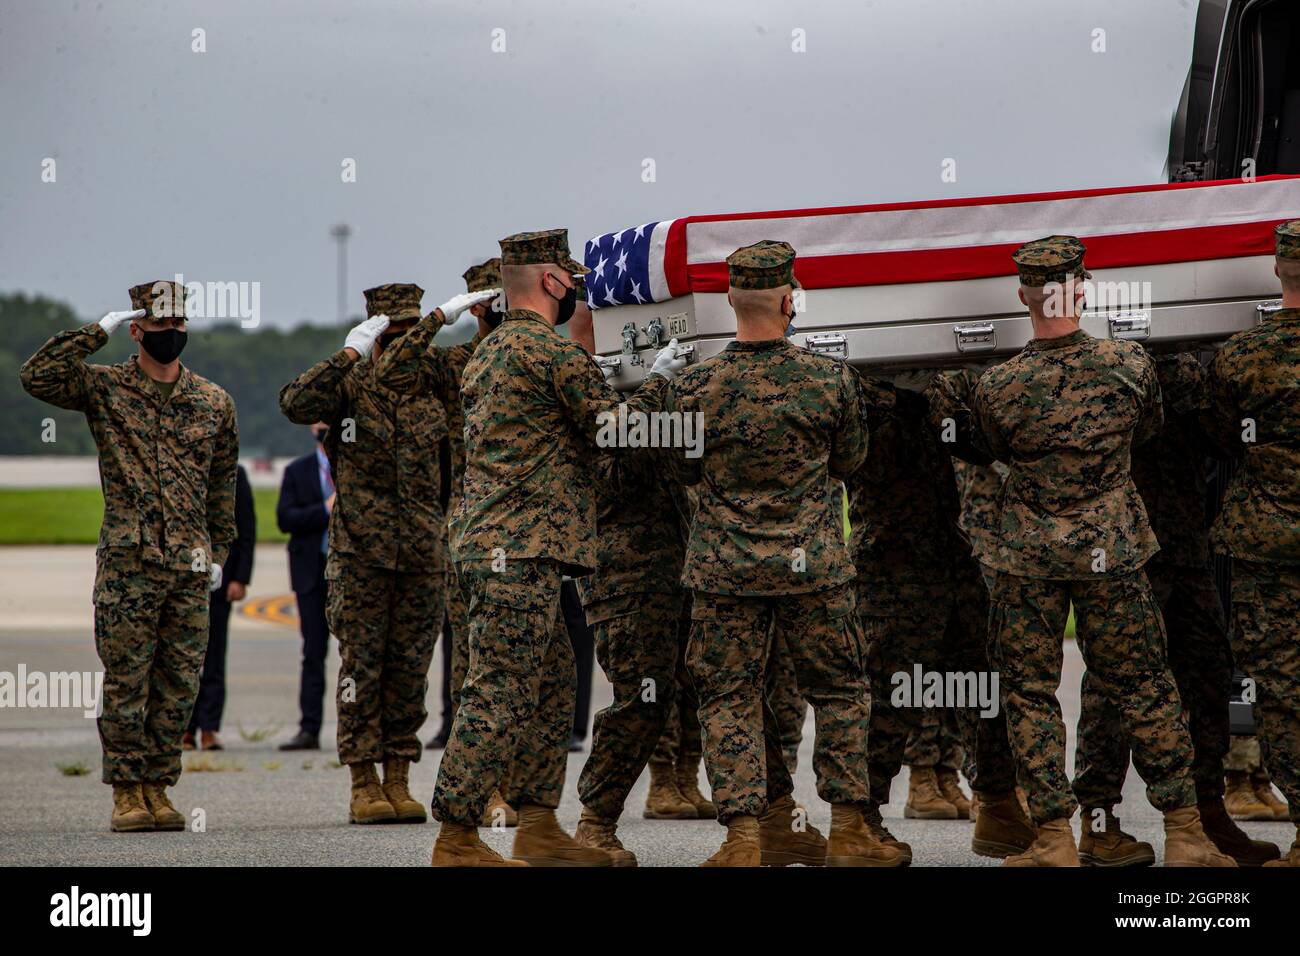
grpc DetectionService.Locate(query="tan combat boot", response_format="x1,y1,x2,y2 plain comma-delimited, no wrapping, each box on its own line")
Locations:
1077,809,1154,867
1223,770,1272,820
935,767,972,820
971,789,1036,859
904,766,958,820
676,756,717,819
758,794,826,866
574,807,637,867
1003,818,1080,867
380,758,427,824
1162,805,1238,867
701,815,761,867
826,804,910,867
348,763,397,824
643,761,697,820
512,804,612,866
1252,773,1290,821
110,783,155,833
141,782,185,831
863,803,913,864
1263,831,1300,867
481,790,518,827
431,821,529,867
1198,797,1280,865
968,791,980,824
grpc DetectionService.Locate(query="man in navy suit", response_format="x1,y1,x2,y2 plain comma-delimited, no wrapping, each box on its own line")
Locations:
277,422,334,751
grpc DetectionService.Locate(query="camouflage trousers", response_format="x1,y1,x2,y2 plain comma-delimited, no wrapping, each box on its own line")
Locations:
444,563,472,724
1229,560,1300,822
93,549,209,785
577,590,685,818
989,569,1195,825
650,600,704,767
432,558,573,825
766,631,808,776
904,708,964,772
1073,560,1233,809
687,583,871,821
1225,735,1262,773
326,554,441,766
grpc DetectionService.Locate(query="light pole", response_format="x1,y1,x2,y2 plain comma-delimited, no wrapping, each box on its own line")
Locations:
330,223,352,324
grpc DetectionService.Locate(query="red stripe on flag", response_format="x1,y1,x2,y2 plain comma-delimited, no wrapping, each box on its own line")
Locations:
664,219,690,298
686,220,1285,292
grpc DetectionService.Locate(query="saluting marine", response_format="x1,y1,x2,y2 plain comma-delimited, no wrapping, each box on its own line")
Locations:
397,228,683,867
21,281,238,833
927,235,1233,866
279,282,488,826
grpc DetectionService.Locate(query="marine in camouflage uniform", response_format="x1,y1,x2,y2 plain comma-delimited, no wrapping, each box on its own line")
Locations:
570,441,693,860
927,236,1231,867
20,280,238,831
405,228,678,867
280,282,465,825
1200,220,1300,865
1071,351,1276,864
670,240,902,867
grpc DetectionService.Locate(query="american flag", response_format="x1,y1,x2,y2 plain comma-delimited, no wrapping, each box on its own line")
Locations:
582,175,1300,309
583,220,678,309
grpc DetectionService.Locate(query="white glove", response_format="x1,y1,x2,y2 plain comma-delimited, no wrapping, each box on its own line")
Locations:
439,289,500,325
649,338,688,382
209,562,223,592
98,309,145,334
344,316,390,358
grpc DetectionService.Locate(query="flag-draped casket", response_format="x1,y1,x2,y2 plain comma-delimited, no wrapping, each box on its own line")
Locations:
584,175,1300,383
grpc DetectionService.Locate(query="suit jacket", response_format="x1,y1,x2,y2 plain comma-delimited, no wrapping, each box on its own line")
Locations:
225,464,256,588
277,451,329,594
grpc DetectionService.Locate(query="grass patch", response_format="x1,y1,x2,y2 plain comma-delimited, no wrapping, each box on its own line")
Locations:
56,761,91,777
262,760,281,771
237,720,281,743
0,487,286,545
184,754,245,773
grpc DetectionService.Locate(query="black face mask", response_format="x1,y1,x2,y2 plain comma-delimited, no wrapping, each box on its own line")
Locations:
550,279,577,326
140,328,187,364
313,427,329,445
377,329,408,352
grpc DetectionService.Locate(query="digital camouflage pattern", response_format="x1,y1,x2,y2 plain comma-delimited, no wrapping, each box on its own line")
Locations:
21,318,238,786
92,552,209,784
326,554,441,764
20,324,239,570
279,325,466,573
1074,561,1231,808
726,240,797,290
444,566,471,726
989,569,1195,824
669,337,868,595
462,258,501,294
688,583,871,820
499,228,590,273
431,558,571,824
926,329,1163,579
650,600,705,769
363,282,424,320
1011,235,1091,287
577,590,685,818
128,279,187,319
1229,560,1300,821
1075,351,1233,808
1203,308,1300,565
443,309,668,575
905,708,965,773
766,632,807,775
1276,218,1300,259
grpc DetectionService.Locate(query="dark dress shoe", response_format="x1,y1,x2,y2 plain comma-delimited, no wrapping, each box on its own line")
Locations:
426,725,451,750
278,731,320,751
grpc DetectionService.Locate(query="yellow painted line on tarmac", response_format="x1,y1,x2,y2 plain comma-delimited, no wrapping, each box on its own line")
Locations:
240,594,298,627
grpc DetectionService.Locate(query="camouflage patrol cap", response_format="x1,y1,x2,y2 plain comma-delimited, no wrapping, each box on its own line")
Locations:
1012,235,1092,287
363,283,424,320
462,258,502,293
727,240,796,290
499,228,592,276
1275,220,1300,259
128,280,187,320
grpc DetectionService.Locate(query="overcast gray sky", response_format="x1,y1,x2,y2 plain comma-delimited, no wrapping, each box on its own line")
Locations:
1,0,1199,328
